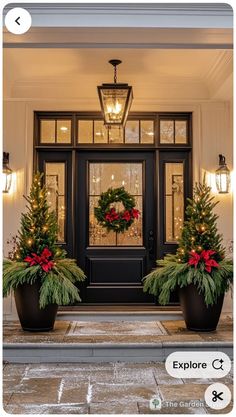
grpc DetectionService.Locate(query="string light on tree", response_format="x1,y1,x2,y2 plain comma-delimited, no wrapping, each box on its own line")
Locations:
177,181,224,263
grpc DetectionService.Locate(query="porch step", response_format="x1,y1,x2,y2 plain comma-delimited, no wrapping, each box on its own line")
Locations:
3,317,233,363
4,340,233,364
57,311,183,322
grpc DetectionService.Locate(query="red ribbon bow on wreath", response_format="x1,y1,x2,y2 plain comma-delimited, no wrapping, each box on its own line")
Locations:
24,248,54,272
188,249,219,273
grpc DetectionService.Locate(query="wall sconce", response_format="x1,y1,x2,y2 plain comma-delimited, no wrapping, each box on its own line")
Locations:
97,59,133,128
2,152,13,193
215,154,230,194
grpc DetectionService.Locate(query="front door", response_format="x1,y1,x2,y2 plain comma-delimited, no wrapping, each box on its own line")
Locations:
76,151,155,303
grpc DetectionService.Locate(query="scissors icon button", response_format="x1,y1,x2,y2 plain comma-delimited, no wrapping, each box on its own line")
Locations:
205,383,231,410
212,390,224,402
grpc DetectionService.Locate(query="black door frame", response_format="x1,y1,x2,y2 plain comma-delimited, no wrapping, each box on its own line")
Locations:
76,150,156,303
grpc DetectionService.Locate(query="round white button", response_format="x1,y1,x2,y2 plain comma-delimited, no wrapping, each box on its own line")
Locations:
5,8,32,35
204,383,231,410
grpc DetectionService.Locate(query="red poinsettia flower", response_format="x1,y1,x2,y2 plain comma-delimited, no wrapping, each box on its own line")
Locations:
204,258,220,273
188,249,219,273
105,208,119,222
131,208,140,219
24,248,54,272
200,249,216,261
41,247,52,259
122,210,131,222
41,260,55,272
188,251,201,268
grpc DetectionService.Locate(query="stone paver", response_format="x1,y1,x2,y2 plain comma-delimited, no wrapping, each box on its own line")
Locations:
3,362,233,414
3,403,89,414
91,383,160,403
90,401,139,414
8,377,61,404
159,383,206,401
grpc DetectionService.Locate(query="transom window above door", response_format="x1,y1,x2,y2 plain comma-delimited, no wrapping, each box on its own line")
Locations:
78,119,154,144
35,112,191,147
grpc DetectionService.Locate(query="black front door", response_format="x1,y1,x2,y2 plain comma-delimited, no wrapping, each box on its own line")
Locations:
76,151,155,303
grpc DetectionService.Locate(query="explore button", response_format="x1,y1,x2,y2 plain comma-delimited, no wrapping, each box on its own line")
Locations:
165,352,231,379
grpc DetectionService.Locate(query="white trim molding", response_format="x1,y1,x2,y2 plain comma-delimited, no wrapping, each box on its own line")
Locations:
3,3,233,48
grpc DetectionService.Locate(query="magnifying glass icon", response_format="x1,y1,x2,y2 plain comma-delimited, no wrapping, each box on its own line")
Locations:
212,359,224,371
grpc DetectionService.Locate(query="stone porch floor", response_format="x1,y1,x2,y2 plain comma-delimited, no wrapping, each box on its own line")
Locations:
3,316,233,363
3,315,233,345
3,361,233,414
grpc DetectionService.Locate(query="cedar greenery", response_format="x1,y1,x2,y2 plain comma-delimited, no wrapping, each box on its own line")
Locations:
3,172,86,308
143,181,233,306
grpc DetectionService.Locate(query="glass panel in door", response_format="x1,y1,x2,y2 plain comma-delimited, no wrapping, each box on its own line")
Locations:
89,162,143,246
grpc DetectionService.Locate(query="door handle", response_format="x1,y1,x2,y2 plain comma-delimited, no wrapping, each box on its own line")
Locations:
148,230,154,257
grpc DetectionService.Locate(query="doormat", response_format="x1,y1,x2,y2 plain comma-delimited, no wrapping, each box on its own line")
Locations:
67,321,167,337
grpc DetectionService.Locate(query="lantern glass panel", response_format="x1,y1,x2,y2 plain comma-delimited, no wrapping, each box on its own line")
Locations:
100,87,130,125
215,167,230,193
2,170,12,193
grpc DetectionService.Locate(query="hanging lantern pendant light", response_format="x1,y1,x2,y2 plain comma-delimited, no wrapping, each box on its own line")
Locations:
97,59,133,128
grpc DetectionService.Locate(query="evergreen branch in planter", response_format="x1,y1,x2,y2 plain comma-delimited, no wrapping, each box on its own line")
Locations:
3,257,86,309
143,256,233,306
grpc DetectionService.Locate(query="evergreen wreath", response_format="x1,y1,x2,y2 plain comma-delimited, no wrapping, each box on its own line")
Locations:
94,186,140,233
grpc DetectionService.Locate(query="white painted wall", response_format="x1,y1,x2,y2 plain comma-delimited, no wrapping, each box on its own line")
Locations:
3,99,233,318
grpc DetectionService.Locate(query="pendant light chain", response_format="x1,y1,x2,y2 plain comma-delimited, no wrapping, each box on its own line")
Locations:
114,64,117,84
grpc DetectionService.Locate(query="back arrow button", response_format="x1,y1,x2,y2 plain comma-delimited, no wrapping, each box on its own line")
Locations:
15,17,21,26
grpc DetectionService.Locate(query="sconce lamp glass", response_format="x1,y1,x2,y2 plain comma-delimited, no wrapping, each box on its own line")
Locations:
215,154,230,194
2,152,13,193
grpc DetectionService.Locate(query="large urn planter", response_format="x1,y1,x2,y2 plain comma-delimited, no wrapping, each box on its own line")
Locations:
179,284,224,332
14,281,58,332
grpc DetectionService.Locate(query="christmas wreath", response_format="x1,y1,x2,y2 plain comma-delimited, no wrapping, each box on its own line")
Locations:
94,186,140,233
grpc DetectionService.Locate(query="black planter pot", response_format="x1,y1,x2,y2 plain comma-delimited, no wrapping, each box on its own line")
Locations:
14,281,58,332
179,283,224,332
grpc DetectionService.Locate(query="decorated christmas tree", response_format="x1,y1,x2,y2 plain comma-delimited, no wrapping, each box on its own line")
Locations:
143,179,233,306
177,181,224,264
3,172,86,308
16,172,62,261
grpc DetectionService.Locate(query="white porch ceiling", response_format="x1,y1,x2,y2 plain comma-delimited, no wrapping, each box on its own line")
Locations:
4,48,233,103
